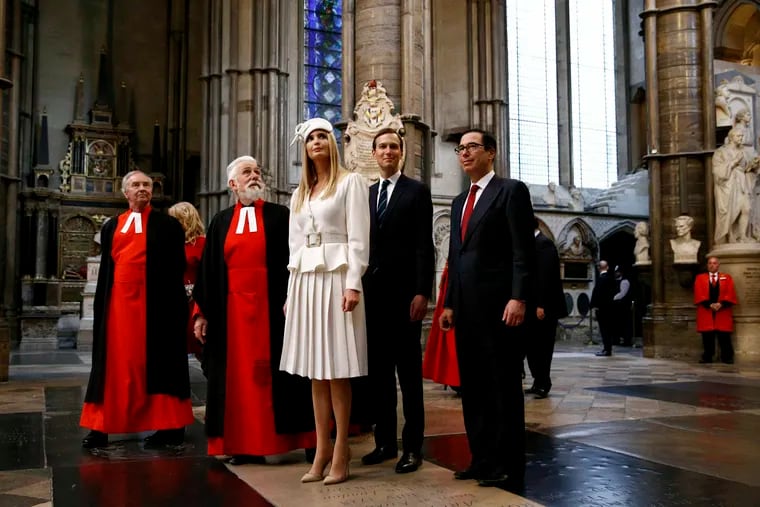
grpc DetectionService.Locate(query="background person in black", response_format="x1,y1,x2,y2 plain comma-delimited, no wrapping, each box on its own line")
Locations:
590,260,617,356
439,129,535,491
524,217,567,399
361,128,434,474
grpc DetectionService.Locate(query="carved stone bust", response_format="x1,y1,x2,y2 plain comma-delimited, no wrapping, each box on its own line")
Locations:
633,221,651,266
670,215,701,264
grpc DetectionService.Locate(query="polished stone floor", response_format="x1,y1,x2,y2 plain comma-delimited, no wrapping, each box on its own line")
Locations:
1,344,759,506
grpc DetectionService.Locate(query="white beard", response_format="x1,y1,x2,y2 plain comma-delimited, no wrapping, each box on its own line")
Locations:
237,183,267,202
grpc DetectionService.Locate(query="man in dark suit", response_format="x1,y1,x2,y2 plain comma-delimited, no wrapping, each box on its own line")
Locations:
524,217,568,399
362,128,434,474
439,129,535,490
590,260,616,356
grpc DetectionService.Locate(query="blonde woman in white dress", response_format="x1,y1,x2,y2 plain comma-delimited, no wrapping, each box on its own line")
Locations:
281,117,370,485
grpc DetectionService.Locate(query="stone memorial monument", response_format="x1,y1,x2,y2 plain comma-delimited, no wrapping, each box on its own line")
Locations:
343,80,404,182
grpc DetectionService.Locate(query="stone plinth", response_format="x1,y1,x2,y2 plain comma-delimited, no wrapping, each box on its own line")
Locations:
708,243,760,363
77,256,100,351
20,312,59,351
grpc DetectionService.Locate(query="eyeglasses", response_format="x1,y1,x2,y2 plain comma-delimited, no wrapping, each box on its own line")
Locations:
454,142,485,155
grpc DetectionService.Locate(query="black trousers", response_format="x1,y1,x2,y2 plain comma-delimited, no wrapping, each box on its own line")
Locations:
525,316,557,390
456,315,525,479
365,305,425,454
701,331,734,362
597,308,615,352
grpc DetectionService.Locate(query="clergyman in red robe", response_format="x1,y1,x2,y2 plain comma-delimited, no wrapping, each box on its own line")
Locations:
193,156,316,465
80,170,194,449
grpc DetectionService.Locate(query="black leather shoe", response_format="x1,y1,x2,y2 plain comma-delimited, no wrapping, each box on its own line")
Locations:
453,467,483,480
524,385,537,394
722,358,734,364
361,446,398,465
82,430,108,449
534,387,549,399
595,350,611,357
227,454,266,465
304,447,316,464
395,452,422,474
143,428,185,448
699,358,713,364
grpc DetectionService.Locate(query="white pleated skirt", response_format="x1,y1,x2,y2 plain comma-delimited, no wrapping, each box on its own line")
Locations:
280,269,368,380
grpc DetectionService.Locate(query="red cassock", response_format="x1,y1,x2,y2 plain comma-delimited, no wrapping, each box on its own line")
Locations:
207,204,315,456
184,237,206,355
80,209,194,433
694,272,738,333
422,265,460,387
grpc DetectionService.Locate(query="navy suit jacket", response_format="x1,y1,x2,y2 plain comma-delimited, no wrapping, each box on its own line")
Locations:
445,175,536,323
364,173,434,310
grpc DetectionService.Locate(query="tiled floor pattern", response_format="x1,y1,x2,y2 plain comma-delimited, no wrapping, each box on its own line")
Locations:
1,345,759,506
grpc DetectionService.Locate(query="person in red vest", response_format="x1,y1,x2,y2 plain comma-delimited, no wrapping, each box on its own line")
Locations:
694,256,737,364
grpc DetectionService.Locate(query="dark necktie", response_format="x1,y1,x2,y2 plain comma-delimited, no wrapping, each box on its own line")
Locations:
460,184,479,241
711,274,717,286
377,179,390,225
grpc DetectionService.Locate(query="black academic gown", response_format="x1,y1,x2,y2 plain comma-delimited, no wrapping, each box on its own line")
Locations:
193,202,315,437
85,210,190,403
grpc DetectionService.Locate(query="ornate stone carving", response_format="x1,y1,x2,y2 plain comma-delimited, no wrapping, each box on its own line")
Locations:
542,182,558,206
59,215,97,280
569,186,585,211
713,126,760,245
633,221,651,266
560,229,592,260
343,80,404,182
671,215,701,264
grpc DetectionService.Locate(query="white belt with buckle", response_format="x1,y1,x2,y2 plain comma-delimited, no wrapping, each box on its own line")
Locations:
305,232,348,247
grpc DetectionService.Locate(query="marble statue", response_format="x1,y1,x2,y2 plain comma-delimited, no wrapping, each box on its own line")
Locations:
670,215,701,264
713,126,760,244
715,80,731,126
569,186,584,211
562,234,591,259
633,221,651,266
543,182,558,206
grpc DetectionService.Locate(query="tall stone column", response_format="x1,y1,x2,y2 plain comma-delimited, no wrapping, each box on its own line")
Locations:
200,0,293,220
470,0,508,175
0,0,18,382
642,0,717,359
351,0,433,181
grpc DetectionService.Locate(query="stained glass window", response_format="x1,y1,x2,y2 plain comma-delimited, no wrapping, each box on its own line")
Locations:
304,0,343,123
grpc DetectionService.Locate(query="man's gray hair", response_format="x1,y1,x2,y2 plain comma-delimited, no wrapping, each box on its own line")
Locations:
226,156,258,182
122,170,150,193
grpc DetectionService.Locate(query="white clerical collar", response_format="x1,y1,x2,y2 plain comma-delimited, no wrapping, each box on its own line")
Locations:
236,204,258,234
120,212,143,234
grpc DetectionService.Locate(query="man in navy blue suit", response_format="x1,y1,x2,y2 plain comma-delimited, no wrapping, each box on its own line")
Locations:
440,129,535,491
362,128,434,474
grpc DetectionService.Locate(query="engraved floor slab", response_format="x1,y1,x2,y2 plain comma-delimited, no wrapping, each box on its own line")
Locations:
0,414,44,472
226,438,541,507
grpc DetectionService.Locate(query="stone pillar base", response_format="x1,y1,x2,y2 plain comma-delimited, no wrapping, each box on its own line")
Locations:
19,312,59,351
643,303,699,361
